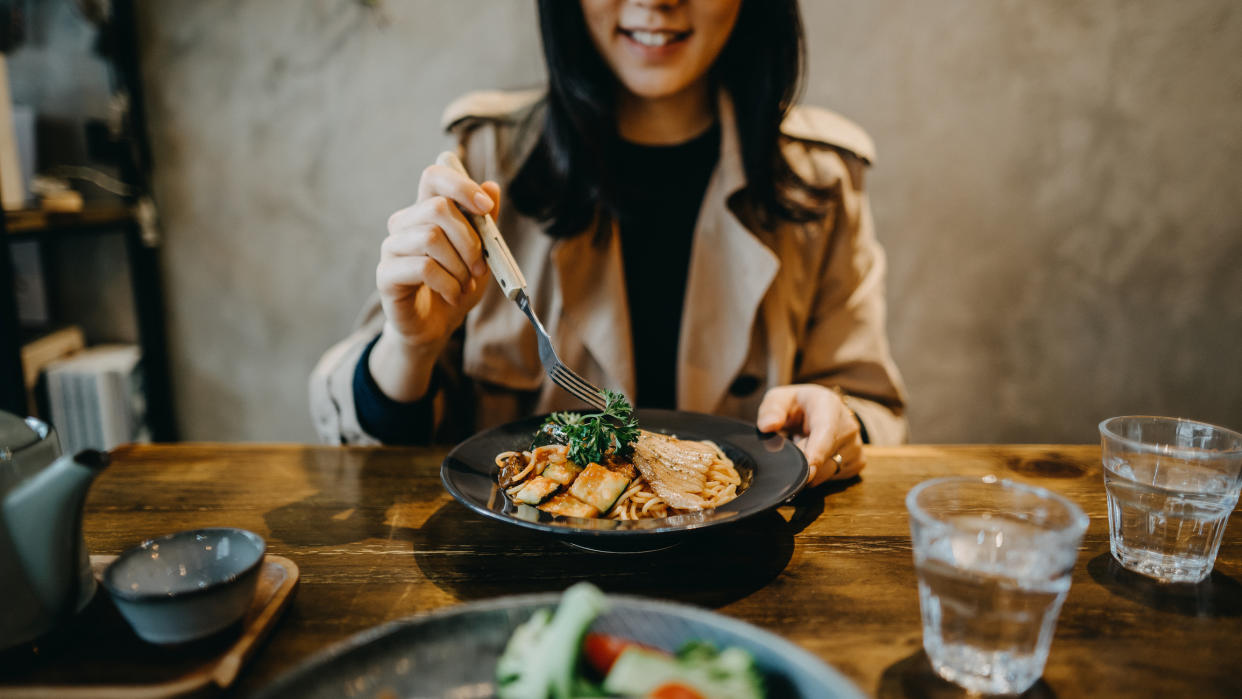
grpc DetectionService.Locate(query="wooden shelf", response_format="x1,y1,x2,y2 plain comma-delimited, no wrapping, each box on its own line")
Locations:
5,205,135,235
2,201,176,440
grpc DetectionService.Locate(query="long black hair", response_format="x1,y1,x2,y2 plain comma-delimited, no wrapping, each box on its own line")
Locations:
508,0,830,240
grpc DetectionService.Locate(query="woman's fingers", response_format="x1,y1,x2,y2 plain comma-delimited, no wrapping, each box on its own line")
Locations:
480,180,502,218
832,438,866,481
807,394,865,484
377,254,463,306
418,164,494,215
431,197,487,277
382,225,471,286
802,400,841,484
388,197,485,277
756,385,803,433
758,383,866,486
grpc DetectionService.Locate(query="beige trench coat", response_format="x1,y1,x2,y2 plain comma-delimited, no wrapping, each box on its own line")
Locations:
310,90,908,446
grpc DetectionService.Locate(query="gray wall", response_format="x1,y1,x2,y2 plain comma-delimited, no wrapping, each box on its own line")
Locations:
136,0,1242,443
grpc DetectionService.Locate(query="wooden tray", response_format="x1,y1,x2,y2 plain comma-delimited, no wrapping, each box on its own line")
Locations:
0,554,299,698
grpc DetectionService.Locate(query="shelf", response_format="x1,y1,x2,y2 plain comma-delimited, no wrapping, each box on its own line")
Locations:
5,205,135,235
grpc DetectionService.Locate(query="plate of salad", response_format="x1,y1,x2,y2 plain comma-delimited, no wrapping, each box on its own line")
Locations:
255,583,863,699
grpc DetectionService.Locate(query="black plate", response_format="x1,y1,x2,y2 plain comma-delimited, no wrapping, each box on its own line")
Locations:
254,592,865,698
441,409,809,552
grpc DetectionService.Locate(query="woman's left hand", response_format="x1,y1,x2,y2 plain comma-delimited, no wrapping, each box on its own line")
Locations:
756,384,865,486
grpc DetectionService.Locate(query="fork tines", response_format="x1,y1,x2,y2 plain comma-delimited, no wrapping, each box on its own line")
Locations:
550,364,608,410
514,289,610,411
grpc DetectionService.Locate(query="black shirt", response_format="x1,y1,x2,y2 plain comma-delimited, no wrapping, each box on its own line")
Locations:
354,124,721,441
614,124,721,409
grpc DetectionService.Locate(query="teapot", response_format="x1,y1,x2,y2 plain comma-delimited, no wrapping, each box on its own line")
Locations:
0,411,109,650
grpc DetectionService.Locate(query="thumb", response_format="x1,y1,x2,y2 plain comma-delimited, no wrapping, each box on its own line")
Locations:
480,181,502,219
756,386,800,433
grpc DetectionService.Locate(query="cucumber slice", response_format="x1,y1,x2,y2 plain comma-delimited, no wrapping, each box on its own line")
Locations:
537,493,599,519
542,460,584,486
567,463,632,513
604,645,765,699
513,476,560,505
603,648,683,695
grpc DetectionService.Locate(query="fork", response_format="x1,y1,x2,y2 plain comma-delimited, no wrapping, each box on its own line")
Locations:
436,151,609,411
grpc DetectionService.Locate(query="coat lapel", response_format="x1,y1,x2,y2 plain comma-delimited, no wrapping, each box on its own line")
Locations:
677,94,780,412
551,223,637,402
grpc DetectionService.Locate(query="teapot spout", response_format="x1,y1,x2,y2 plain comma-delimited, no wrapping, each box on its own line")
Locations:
3,450,109,613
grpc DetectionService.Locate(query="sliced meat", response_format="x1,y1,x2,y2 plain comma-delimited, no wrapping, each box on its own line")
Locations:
630,431,716,510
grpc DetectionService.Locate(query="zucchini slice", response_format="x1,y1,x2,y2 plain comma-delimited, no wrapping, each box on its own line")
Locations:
542,460,584,486
568,463,633,513
513,476,560,505
537,493,600,519
531,445,567,476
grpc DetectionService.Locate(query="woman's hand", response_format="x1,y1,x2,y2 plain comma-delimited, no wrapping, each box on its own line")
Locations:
369,164,501,402
756,384,865,486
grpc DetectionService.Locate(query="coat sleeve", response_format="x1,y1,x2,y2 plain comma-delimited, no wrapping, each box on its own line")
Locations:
308,293,387,445
308,290,474,445
796,154,909,445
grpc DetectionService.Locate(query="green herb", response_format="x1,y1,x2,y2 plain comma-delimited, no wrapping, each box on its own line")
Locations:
537,390,639,467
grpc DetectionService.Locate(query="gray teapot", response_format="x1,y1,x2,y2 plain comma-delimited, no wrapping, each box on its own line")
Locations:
0,411,109,650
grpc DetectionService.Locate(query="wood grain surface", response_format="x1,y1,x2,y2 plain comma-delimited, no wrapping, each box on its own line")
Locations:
5,443,1240,698
0,555,297,698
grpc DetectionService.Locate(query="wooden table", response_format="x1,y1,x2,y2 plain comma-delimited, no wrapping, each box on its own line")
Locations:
12,444,1242,696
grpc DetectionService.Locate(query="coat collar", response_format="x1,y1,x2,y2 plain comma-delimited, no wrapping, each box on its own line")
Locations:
676,93,780,412
553,92,779,412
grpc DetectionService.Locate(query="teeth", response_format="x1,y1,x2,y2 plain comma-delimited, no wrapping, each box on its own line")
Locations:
630,30,673,47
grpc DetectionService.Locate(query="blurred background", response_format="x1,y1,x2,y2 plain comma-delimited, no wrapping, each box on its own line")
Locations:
1,0,1239,446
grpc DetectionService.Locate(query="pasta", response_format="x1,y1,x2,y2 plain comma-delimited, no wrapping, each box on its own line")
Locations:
495,438,743,521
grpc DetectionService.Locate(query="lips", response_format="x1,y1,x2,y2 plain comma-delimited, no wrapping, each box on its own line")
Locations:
618,27,692,48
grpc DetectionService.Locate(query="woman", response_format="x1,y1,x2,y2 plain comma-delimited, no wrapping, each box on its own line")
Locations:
311,0,907,486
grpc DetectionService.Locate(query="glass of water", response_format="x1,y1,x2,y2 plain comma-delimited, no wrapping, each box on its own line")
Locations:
1099,416,1242,584
906,476,1088,695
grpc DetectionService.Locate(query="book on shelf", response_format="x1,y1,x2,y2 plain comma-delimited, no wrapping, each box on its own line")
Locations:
45,344,149,454
20,325,86,416
21,325,86,388
0,55,26,210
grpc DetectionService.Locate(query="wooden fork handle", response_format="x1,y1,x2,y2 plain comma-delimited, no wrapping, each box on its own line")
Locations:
435,151,527,300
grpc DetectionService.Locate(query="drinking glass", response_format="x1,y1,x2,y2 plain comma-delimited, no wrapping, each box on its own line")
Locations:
906,476,1088,695
1099,416,1242,583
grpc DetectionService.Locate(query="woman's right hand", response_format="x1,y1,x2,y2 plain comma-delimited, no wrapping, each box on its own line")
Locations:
368,163,501,402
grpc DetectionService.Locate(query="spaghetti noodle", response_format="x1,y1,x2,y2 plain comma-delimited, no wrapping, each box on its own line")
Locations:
495,438,743,520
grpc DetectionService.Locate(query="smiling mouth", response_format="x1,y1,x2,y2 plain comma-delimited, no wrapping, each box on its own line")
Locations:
618,28,693,48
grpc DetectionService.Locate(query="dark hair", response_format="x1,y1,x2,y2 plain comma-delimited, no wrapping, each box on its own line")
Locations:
508,0,830,239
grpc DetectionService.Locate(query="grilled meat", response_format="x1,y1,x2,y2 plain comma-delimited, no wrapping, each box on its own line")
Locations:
630,430,716,510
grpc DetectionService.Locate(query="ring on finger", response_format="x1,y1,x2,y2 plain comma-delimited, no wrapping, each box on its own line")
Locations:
830,453,844,475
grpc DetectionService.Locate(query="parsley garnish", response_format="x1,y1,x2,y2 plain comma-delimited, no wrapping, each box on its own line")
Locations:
539,390,639,467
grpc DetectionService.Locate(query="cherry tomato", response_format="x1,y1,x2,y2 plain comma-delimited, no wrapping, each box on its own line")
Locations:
648,683,706,699
582,633,658,676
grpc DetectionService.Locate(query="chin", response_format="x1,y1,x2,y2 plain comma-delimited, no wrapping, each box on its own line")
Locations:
615,70,698,101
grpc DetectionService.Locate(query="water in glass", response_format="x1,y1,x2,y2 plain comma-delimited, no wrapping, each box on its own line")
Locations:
1103,452,1238,583
915,516,1072,695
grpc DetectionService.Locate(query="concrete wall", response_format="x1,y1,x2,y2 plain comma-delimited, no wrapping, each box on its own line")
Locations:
136,0,1242,443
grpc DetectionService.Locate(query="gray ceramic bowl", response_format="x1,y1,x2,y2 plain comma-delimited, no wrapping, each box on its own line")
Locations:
102,527,265,645
255,592,865,698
